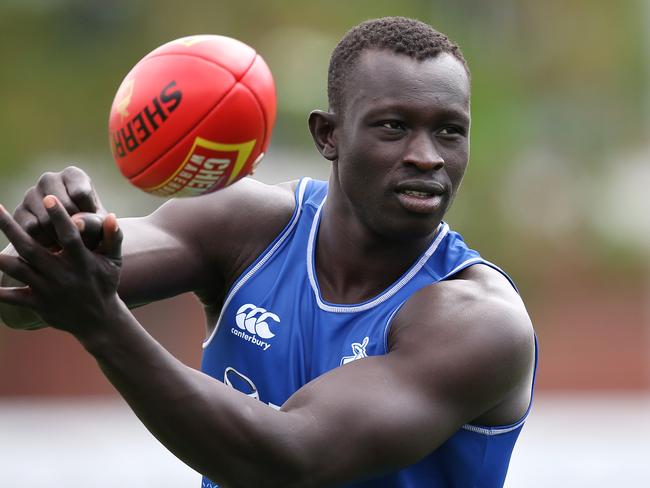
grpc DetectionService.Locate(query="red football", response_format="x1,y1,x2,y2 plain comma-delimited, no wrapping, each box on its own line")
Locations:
108,35,276,197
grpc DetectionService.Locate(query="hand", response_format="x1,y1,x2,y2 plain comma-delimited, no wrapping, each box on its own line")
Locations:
14,166,106,249
1,167,104,329
0,195,123,336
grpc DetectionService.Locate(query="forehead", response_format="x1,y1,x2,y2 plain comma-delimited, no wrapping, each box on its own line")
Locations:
344,49,470,116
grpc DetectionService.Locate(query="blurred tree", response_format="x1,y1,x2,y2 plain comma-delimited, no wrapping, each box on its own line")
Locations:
0,0,646,276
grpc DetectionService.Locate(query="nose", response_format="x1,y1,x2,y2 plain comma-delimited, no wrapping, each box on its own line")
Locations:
402,132,444,171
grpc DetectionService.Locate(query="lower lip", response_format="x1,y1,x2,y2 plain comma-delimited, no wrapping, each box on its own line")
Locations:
396,192,444,214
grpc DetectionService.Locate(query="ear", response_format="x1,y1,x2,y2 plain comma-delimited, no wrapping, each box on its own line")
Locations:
308,110,338,161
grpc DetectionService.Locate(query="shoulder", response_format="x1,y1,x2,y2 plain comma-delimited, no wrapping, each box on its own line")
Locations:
391,264,532,353
394,264,531,333
388,264,535,421
144,177,296,244
143,177,298,280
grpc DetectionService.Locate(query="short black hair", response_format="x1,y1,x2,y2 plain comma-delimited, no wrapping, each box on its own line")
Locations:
327,16,469,113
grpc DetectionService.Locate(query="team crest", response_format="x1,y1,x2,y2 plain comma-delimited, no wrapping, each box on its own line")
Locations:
340,337,370,366
224,367,259,400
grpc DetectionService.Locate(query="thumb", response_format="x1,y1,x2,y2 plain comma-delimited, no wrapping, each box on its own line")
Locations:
98,213,122,260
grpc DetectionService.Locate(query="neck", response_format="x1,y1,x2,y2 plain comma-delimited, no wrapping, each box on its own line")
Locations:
314,182,440,304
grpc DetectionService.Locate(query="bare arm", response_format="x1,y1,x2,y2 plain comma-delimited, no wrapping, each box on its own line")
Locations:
110,178,295,306
0,202,535,487
1,167,295,327
73,271,535,487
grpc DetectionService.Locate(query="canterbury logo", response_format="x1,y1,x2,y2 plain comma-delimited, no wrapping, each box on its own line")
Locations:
235,304,280,339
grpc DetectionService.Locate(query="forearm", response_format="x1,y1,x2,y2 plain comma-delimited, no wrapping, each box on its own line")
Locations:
78,299,308,488
0,215,210,329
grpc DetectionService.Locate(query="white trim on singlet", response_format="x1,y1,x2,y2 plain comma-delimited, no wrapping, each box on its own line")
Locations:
306,198,449,313
439,257,485,281
382,302,406,354
202,178,310,348
462,335,539,436
438,257,519,292
376,256,532,436
461,418,527,436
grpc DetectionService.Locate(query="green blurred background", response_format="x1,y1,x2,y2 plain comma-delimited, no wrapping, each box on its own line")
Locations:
0,0,648,486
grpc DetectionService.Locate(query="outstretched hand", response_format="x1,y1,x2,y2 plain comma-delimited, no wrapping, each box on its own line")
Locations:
0,195,123,336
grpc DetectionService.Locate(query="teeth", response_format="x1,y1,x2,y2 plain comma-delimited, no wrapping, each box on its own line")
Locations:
403,190,431,198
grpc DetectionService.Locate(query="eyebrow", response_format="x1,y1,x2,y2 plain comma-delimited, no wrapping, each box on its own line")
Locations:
363,102,470,125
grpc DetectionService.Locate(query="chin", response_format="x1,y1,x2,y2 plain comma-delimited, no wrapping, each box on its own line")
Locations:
372,214,443,242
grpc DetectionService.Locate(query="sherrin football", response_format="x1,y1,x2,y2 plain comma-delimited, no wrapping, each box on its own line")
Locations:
108,35,276,197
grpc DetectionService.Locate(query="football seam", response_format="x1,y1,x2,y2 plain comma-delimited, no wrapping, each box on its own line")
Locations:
144,50,257,82
125,54,261,182
239,56,270,151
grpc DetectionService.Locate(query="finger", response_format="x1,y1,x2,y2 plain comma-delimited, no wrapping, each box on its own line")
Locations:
37,171,81,216
100,213,122,260
72,212,105,250
0,286,36,309
62,166,100,213
21,187,57,247
0,205,47,267
13,205,49,244
0,254,37,285
43,196,85,258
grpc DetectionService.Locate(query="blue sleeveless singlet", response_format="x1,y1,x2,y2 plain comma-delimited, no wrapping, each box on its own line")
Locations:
200,178,537,488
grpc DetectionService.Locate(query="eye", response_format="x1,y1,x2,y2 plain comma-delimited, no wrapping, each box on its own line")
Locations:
438,126,465,136
379,120,405,131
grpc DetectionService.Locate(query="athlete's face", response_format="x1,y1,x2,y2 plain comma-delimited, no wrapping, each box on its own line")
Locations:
333,50,470,239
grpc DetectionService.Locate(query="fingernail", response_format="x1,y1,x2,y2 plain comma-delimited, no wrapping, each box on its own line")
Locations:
74,219,85,231
110,213,119,232
43,196,56,209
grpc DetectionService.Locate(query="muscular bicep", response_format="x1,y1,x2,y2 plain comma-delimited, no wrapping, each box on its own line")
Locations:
115,178,296,307
113,215,212,306
279,354,463,485
277,283,534,486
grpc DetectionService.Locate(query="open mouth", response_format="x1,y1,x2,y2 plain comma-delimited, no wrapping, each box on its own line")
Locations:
400,189,435,198
395,182,446,214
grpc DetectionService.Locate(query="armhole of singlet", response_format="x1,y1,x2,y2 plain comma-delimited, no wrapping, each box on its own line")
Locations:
449,257,537,435
383,301,407,354
381,256,515,355
462,334,539,436
383,257,538,436
439,257,520,294
202,177,311,348
384,315,538,435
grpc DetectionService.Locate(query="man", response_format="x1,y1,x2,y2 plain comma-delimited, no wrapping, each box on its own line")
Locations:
0,17,536,487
